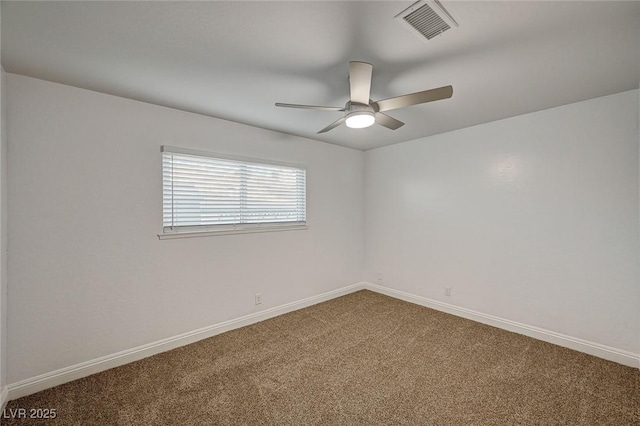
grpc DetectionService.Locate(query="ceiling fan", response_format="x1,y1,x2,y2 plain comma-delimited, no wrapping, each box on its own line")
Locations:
275,61,453,134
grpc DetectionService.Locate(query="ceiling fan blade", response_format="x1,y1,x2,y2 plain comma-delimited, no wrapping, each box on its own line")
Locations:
318,116,346,134
375,112,404,130
275,103,344,111
349,61,373,105
375,85,453,112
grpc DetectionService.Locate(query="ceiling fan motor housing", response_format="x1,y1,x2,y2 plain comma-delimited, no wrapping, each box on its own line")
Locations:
345,101,376,113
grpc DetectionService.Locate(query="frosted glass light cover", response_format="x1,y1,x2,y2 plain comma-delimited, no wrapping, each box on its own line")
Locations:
345,112,375,129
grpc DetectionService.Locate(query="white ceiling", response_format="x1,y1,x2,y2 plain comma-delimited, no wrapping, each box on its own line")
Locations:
2,1,639,150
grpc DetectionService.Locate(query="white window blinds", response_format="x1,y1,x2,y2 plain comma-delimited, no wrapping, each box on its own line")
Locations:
162,147,306,233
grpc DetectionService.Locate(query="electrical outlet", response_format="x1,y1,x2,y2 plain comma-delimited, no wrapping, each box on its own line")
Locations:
255,293,262,305
377,271,384,282
444,287,451,297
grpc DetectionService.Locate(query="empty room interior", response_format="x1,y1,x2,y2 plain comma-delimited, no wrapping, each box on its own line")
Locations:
0,0,639,424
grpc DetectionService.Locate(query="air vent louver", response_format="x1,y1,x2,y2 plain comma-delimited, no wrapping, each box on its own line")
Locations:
396,1,458,41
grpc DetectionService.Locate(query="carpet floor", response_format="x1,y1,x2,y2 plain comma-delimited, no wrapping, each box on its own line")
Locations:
4,290,639,425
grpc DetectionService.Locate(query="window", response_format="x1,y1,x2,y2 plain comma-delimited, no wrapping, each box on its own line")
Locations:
161,146,306,238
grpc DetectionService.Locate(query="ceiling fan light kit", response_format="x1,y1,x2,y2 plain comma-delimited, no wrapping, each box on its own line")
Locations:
276,61,453,134
345,103,376,129
346,111,375,129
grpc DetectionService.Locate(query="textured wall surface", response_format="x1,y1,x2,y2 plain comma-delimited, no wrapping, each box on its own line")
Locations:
365,90,640,353
7,74,364,383
0,1,7,393
5,73,639,386
0,66,7,392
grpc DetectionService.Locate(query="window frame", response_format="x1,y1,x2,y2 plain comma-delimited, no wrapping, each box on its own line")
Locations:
159,145,308,240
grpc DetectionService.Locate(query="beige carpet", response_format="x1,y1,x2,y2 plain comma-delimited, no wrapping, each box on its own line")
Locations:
4,290,639,425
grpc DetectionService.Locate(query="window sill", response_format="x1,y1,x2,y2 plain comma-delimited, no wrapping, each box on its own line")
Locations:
158,224,309,240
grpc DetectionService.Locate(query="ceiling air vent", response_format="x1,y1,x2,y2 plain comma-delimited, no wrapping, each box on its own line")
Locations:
395,0,458,41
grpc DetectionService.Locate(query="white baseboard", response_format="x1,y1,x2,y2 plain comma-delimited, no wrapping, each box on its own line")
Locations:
0,385,8,411
7,283,366,401
364,282,640,369
7,280,638,401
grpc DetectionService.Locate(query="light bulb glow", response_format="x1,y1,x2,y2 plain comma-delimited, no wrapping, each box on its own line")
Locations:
345,111,375,129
